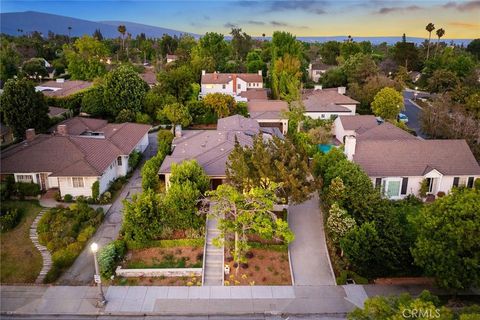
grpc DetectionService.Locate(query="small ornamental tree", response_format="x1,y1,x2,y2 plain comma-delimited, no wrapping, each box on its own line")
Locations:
203,93,236,118
327,203,356,248
371,87,404,120
207,184,294,274
91,181,100,200
161,102,192,128
412,188,480,290
169,160,210,194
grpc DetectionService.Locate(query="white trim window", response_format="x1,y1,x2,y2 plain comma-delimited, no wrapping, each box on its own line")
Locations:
72,177,84,188
117,156,122,166
17,174,33,183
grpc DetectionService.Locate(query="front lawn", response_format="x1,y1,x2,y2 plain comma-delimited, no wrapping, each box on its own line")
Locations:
0,201,43,283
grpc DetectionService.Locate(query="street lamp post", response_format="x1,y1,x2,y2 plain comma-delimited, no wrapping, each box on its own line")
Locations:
414,86,418,101
90,242,107,307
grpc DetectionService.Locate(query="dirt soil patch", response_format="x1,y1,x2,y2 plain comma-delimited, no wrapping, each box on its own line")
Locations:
374,277,435,285
124,246,203,269
112,276,202,286
224,248,291,286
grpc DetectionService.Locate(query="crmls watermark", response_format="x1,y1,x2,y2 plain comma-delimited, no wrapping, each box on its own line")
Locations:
402,308,441,318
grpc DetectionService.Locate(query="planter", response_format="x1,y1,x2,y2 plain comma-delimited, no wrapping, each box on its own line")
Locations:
115,266,202,278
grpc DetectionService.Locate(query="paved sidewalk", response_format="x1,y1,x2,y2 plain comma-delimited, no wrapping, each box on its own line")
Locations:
288,193,336,286
203,217,224,286
57,133,158,285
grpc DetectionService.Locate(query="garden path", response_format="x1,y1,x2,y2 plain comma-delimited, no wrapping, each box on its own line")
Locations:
29,208,52,284
202,217,224,286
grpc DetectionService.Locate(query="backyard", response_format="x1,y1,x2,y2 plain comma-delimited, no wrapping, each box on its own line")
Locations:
0,201,43,283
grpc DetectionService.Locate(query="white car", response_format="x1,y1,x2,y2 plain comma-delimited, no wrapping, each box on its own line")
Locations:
398,113,409,123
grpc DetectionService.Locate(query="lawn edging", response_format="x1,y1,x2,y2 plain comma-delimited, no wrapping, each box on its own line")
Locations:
115,266,202,278
126,238,204,250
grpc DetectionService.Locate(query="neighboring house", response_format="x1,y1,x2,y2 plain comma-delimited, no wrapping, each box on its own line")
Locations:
200,70,263,102
409,71,421,83
0,123,14,146
1,117,151,198
247,99,289,135
159,115,282,190
166,54,178,63
238,88,268,101
35,79,93,98
334,115,480,199
140,68,157,87
48,106,70,119
302,87,359,120
307,62,334,82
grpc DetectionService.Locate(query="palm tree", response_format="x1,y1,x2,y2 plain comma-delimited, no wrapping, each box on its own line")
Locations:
435,28,445,57
425,23,435,60
118,25,126,50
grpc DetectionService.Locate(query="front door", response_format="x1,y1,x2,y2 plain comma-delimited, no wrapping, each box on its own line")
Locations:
39,173,49,190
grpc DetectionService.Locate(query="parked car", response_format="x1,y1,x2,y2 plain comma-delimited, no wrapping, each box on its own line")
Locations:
398,113,409,123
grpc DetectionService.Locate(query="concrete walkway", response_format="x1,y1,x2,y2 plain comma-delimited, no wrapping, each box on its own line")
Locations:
57,133,158,285
203,217,224,286
29,209,52,284
288,193,336,286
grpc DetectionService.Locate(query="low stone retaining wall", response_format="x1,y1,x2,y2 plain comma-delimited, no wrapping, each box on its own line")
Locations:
115,266,202,278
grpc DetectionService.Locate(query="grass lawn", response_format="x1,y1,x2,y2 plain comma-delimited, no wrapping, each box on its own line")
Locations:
0,200,43,283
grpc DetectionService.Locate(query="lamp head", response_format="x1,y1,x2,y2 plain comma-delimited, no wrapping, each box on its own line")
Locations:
90,242,98,253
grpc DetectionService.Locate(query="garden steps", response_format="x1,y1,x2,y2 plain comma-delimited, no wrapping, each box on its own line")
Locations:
29,208,52,284
203,217,224,286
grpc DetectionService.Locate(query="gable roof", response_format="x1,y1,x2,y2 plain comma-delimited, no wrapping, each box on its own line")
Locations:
159,115,281,176
353,139,480,177
310,62,334,70
48,106,68,117
1,117,151,177
357,122,418,141
202,72,262,85
248,100,288,120
239,89,268,100
36,80,93,97
338,115,378,131
302,89,359,113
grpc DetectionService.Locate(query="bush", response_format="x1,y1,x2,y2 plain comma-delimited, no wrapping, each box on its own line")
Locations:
54,192,62,201
77,225,96,243
0,208,22,232
99,191,112,204
98,239,127,278
475,178,480,190
63,194,73,202
157,130,174,155
126,238,204,250
15,182,41,198
128,150,142,170
91,181,100,200
52,247,77,269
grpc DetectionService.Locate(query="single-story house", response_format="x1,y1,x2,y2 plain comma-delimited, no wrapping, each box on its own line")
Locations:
1,117,151,198
158,115,282,190
35,79,93,98
308,62,334,82
200,70,263,102
247,99,289,135
335,115,480,199
302,87,359,120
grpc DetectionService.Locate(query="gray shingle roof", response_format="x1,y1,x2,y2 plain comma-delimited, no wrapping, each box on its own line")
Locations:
338,115,378,131
201,72,262,85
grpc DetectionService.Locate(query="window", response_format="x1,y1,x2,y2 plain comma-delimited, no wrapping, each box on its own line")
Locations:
401,178,408,195
375,178,382,188
72,177,84,188
453,177,459,187
237,84,241,89
386,180,401,198
206,84,213,89
222,84,226,89
467,177,474,188
117,156,122,166
17,174,33,183
426,178,434,193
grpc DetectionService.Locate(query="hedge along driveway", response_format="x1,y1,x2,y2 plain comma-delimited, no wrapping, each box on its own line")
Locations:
57,132,158,285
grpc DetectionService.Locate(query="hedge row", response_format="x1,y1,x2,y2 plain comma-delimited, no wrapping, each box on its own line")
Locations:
248,242,288,252
126,238,205,250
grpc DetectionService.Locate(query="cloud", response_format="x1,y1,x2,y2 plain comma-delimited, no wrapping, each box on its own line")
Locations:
234,0,328,15
203,15,211,20
269,21,309,29
449,21,480,29
246,20,266,25
377,5,422,14
442,0,480,11
224,22,238,28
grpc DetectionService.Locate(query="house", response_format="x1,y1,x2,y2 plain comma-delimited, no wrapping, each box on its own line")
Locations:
200,70,263,102
166,54,178,64
140,68,157,87
308,62,334,82
409,71,421,83
1,117,150,198
158,115,282,190
302,87,359,120
35,79,93,98
238,88,268,101
247,99,289,135
334,115,480,199
48,106,70,119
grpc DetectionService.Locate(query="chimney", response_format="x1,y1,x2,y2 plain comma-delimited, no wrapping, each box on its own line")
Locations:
314,85,323,91
57,124,68,136
338,86,346,95
25,128,36,141
258,70,262,75
201,70,206,76
175,124,182,138
213,71,218,80
344,135,356,161
232,74,237,94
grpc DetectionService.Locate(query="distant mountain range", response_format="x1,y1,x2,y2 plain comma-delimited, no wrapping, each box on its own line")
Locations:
0,11,196,38
0,11,474,46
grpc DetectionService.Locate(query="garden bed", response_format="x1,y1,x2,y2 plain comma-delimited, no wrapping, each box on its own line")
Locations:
224,245,292,286
112,275,202,286
123,246,203,269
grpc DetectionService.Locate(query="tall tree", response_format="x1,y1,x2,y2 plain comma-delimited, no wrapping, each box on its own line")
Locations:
425,22,435,60
435,28,445,57
230,28,252,62
117,25,126,51
63,35,109,80
0,78,49,138
371,87,404,120
161,102,192,128
92,29,103,41
272,53,302,101
0,41,20,83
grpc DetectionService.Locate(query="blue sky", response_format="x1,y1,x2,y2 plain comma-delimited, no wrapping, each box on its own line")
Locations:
1,0,479,37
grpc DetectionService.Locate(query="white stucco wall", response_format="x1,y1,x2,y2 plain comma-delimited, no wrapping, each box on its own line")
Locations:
99,161,119,194
333,117,356,142
135,133,149,153
58,176,98,197
201,79,262,96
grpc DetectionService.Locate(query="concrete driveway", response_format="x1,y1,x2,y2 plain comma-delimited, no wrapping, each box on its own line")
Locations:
288,193,336,286
58,132,158,285
403,90,430,139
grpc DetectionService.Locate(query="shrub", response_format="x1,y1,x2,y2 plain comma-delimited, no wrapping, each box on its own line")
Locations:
98,240,126,278
63,194,73,202
54,192,62,201
157,130,174,155
475,178,480,190
128,150,142,170
15,182,41,198
52,247,77,269
99,191,111,204
91,181,100,200
0,208,22,232
77,225,96,243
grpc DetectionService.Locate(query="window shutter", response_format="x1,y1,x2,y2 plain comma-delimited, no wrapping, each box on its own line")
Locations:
467,177,474,188
401,177,408,195
453,177,459,187
375,178,382,188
